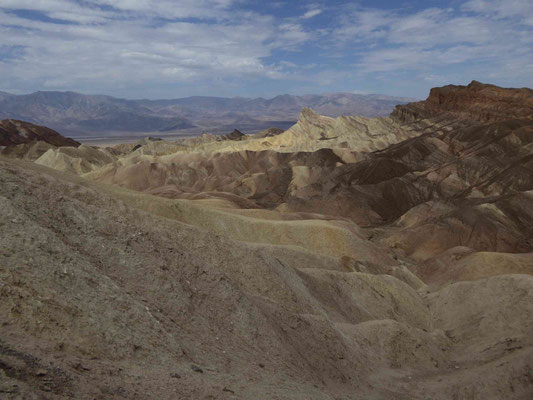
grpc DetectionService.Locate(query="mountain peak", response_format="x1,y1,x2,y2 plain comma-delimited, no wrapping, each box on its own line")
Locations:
299,107,321,121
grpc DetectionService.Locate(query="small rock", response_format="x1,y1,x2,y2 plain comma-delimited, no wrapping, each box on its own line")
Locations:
191,365,203,373
170,373,181,379
0,383,19,394
35,369,48,377
73,362,91,371
222,387,235,394
258,363,265,368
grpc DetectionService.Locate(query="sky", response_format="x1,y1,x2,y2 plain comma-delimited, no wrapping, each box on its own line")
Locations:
0,0,532,99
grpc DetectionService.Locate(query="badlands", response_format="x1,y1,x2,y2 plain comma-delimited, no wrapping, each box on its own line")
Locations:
0,81,532,399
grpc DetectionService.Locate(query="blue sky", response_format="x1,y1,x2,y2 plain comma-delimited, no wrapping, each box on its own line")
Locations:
0,0,532,99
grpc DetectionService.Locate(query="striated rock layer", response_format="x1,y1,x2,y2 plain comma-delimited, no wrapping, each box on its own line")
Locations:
391,80,533,123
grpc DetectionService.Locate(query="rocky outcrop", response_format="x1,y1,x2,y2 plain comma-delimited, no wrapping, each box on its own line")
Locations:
225,129,245,140
0,119,80,147
184,107,421,154
250,127,284,139
79,82,533,261
392,80,533,123
0,140,55,161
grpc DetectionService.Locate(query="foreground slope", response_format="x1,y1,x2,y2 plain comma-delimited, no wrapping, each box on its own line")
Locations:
1,158,532,399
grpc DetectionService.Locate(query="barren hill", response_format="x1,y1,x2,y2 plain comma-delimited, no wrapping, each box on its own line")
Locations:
0,81,532,399
0,119,80,147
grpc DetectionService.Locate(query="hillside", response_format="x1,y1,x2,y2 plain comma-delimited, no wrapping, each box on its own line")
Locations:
0,119,80,147
0,81,532,399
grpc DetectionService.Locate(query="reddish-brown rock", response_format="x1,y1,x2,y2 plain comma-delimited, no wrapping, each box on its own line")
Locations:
392,80,533,123
0,119,80,147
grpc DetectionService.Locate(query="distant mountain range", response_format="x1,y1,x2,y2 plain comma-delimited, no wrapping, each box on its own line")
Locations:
0,90,416,137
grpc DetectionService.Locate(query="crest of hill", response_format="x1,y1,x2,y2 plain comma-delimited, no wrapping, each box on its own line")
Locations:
0,119,80,147
187,107,417,154
0,91,14,101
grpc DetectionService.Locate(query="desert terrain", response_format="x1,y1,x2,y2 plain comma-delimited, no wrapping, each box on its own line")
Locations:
0,81,532,399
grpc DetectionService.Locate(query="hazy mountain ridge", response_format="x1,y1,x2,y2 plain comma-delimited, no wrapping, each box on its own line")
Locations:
0,90,415,136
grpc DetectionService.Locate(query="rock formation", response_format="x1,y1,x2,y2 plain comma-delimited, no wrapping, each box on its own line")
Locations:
0,119,80,147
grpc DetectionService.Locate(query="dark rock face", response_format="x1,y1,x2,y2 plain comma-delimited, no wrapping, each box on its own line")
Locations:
392,80,533,123
224,129,246,141
0,119,80,147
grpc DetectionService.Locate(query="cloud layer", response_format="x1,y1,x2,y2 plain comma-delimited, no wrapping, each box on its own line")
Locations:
0,0,531,98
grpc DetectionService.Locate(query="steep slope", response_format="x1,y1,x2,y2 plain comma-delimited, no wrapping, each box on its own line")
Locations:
175,107,418,154
0,119,80,147
0,141,56,161
35,144,117,174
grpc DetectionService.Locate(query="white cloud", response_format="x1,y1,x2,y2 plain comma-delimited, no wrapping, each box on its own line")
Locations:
0,0,239,21
0,1,313,96
462,0,533,22
332,8,392,43
328,3,532,89
0,0,531,97
302,9,322,19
